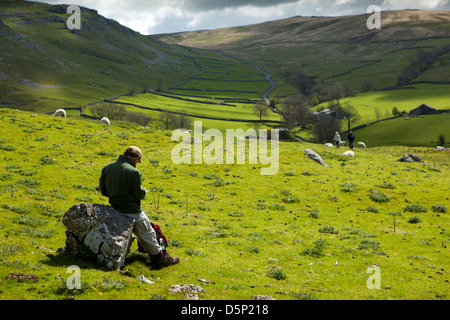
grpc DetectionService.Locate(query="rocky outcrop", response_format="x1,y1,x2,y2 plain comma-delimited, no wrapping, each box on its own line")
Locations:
398,154,422,162
62,203,135,270
169,284,205,300
302,149,329,167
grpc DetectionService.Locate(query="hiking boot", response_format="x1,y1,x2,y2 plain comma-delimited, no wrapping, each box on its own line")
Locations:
151,251,180,268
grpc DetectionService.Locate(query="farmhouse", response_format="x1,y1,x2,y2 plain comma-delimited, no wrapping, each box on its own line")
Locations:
312,109,337,119
409,103,437,116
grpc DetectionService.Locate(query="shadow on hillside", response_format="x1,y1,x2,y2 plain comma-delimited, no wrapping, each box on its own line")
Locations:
40,249,100,270
40,248,154,271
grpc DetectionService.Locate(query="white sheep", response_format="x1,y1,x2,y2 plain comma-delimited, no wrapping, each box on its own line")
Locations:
325,143,334,147
357,142,366,148
339,140,346,146
100,117,110,125
53,109,66,118
343,151,354,156
436,146,444,151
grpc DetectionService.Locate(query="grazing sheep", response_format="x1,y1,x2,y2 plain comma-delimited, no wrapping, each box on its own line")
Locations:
339,140,346,146
357,142,366,148
343,151,354,156
325,143,334,147
100,117,110,125
436,146,444,151
53,109,66,118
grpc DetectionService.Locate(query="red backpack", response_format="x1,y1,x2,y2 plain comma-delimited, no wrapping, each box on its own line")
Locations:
137,223,168,253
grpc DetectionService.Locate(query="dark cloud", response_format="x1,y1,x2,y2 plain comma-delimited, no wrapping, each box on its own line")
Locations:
180,0,301,11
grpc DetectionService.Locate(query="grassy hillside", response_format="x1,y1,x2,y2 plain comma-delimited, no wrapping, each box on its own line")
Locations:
81,45,281,132
0,107,449,300
340,83,450,123
0,0,198,112
2,3,448,150
158,10,450,97
155,10,450,148
351,113,450,148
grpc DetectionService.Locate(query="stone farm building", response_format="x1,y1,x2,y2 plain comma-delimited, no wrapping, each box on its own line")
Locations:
409,103,437,116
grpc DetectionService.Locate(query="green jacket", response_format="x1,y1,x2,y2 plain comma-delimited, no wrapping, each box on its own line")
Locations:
99,155,147,214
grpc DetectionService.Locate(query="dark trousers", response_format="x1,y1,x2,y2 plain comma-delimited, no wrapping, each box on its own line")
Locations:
349,141,354,149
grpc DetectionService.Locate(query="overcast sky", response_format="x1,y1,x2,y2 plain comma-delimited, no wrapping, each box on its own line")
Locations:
36,0,450,35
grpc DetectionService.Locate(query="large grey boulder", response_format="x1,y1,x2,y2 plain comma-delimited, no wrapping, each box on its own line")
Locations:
398,154,422,162
62,203,135,270
302,149,329,167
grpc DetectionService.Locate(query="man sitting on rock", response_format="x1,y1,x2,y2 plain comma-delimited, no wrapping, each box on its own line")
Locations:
99,146,180,268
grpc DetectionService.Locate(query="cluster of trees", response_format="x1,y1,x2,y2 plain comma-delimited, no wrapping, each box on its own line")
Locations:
276,93,360,143
273,44,450,141
397,45,450,86
91,103,152,126
159,110,192,130
264,70,362,143
91,102,193,130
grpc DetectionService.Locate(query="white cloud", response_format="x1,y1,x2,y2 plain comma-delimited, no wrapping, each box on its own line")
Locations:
382,0,449,9
335,0,357,5
33,0,450,34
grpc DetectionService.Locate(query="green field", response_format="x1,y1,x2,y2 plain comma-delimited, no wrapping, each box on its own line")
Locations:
352,113,450,148
82,44,282,132
1,3,450,302
0,108,449,300
338,83,450,125
83,92,282,132
115,93,280,121
169,47,272,100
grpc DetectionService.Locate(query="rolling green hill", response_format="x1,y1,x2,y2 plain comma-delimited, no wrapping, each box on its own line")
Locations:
156,10,450,148
0,2,449,302
1,2,449,149
158,10,450,97
0,0,198,112
350,113,450,148
0,107,449,300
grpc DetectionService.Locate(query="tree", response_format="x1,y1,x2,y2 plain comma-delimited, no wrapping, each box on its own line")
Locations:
91,103,126,120
129,84,138,95
392,106,399,117
174,113,192,130
252,102,269,123
374,106,381,121
397,61,420,86
361,80,374,92
123,112,152,126
156,76,165,92
159,111,176,130
281,94,313,130
269,98,278,109
341,103,361,131
312,115,341,144
326,82,346,105
438,134,445,146
311,95,320,106
294,71,316,96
